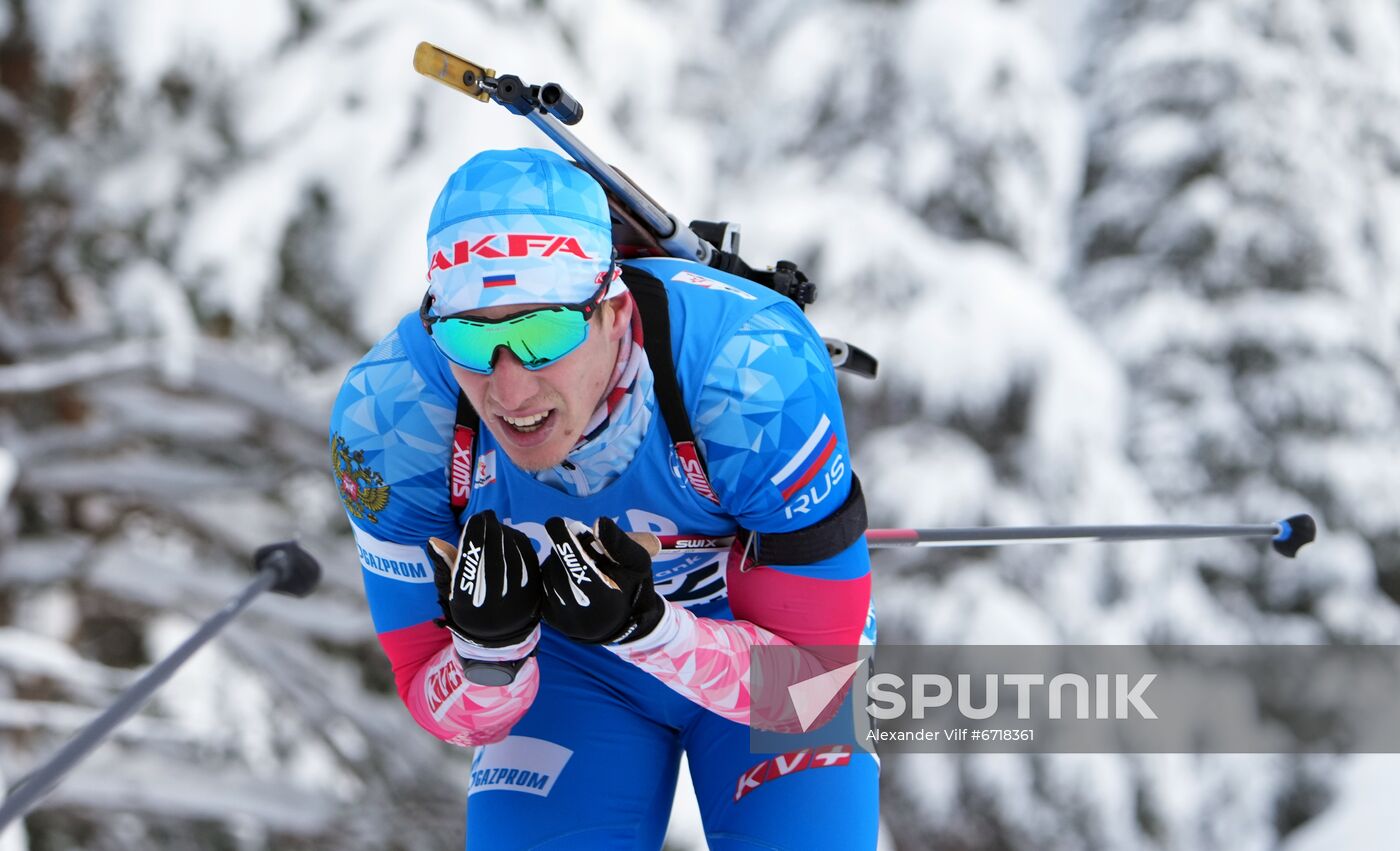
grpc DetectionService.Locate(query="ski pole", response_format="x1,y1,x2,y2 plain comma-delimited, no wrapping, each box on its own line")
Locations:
629,514,1317,559
0,542,321,831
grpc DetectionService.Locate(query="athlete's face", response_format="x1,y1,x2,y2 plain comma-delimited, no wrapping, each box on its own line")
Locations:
449,296,631,472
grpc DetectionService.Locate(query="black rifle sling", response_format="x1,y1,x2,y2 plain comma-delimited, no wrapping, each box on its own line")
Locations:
622,266,866,564
449,391,479,523
621,268,722,505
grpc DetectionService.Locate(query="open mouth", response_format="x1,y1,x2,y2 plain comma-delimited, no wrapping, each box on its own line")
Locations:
500,409,552,434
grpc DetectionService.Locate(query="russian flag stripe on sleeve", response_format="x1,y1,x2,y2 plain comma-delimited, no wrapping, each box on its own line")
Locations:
779,433,838,500
483,274,517,288
770,415,833,495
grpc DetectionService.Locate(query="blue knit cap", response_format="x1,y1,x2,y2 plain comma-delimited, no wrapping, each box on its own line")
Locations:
424,148,620,315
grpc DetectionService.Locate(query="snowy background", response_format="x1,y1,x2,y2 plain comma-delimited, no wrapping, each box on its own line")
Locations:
2,0,1398,848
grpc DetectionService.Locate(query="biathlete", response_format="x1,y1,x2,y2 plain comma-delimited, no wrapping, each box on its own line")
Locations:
329,147,878,849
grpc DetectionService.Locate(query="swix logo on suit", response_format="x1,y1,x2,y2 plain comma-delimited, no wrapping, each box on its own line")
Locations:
676,441,720,505
451,425,475,507
426,233,593,280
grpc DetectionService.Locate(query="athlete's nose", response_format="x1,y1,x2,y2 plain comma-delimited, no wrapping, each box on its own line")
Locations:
487,348,542,411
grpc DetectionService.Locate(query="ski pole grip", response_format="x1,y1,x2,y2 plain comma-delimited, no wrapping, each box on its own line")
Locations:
254,541,322,598
626,532,662,559
1270,514,1317,559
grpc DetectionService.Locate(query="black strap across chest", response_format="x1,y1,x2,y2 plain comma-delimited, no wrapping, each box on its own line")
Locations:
624,271,724,507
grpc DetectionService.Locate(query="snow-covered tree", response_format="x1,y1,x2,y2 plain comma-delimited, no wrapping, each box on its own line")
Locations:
711,1,1178,847
3,0,1398,849
1068,0,1400,845
1,3,473,848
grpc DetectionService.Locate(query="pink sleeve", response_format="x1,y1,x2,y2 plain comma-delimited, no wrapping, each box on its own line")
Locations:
379,622,539,746
607,548,868,727
608,602,779,725
608,559,869,731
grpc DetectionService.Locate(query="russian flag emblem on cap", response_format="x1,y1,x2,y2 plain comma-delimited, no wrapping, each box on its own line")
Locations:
483,273,517,288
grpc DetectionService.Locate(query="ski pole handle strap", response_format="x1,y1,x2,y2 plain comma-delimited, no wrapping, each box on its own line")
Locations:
743,474,868,565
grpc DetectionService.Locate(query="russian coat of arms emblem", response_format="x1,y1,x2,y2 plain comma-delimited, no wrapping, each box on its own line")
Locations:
331,433,390,523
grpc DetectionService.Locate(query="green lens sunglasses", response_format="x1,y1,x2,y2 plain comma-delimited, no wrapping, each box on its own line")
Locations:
420,276,612,374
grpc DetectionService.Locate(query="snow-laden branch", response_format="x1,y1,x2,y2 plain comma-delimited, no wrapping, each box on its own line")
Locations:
84,543,371,645
192,347,330,437
220,623,456,786
0,536,91,589
41,752,338,835
0,340,327,443
0,448,15,509
0,629,133,696
0,699,198,747
23,454,272,499
0,340,155,394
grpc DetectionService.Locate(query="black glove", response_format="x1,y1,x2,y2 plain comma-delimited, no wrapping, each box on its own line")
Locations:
540,516,666,645
427,509,541,648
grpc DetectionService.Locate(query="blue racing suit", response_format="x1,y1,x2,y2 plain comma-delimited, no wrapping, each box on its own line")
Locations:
330,258,877,849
